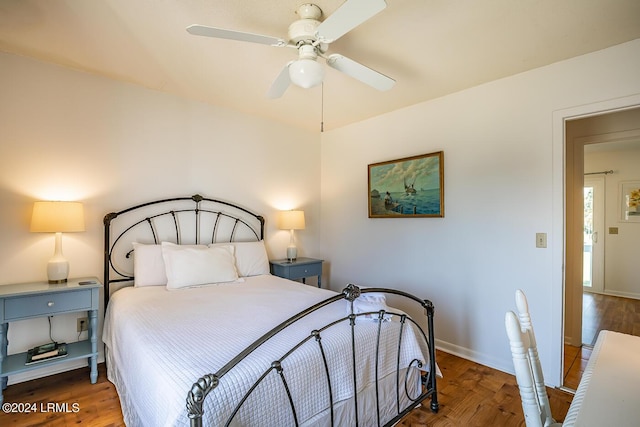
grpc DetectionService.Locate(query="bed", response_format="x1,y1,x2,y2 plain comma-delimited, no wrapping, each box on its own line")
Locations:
102,194,439,426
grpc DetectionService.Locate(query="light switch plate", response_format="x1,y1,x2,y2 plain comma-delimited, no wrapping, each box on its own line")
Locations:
536,233,547,248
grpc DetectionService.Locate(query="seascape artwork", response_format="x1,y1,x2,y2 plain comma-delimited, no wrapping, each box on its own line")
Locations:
368,151,444,218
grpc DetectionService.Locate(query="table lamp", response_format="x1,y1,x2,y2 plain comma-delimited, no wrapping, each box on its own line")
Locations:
278,210,305,262
30,201,85,283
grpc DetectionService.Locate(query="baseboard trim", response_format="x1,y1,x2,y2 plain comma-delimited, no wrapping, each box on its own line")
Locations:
435,339,513,376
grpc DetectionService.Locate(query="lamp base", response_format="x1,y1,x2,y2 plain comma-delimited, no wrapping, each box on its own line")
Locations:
47,258,69,284
286,246,297,262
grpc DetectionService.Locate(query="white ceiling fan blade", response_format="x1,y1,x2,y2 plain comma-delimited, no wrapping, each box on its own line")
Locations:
316,0,387,43
326,54,395,91
266,63,292,99
186,25,287,47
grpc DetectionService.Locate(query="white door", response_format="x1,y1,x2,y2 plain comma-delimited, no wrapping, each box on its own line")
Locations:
583,176,605,293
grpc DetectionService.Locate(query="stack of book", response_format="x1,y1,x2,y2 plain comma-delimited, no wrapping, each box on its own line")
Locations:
25,342,67,365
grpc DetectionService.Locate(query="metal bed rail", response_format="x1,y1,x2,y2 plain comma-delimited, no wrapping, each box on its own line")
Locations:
186,283,439,427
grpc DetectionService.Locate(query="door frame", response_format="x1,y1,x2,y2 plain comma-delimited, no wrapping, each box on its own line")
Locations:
552,94,640,386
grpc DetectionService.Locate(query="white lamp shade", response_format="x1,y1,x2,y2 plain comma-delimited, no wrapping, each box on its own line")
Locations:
30,201,85,233
288,59,324,89
278,210,305,230
30,201,85,283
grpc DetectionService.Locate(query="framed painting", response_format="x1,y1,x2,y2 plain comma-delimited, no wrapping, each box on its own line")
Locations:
368,151,444,218
619,180,640,222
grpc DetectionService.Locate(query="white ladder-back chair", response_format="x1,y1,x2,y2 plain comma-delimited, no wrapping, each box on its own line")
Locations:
505,290,562,427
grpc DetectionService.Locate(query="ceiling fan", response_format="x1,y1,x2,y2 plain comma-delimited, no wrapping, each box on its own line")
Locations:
186,0,395,98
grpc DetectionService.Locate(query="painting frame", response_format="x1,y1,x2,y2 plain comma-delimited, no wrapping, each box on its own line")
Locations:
619,180,640,222
368,151,444,218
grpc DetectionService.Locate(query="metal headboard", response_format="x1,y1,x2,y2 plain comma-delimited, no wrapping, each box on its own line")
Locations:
103,194,265,308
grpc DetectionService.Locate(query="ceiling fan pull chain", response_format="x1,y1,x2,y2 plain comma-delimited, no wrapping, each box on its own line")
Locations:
321,82,324,133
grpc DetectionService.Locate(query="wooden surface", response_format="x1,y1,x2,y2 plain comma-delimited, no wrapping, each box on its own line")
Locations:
0,350,574,426
582,292,640,345
269,258,323,287
563,343,591,390
398,351,572,426
0,364,123,426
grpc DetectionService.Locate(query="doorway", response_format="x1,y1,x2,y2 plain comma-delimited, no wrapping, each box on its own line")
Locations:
562,105,640,388
583,176,605,294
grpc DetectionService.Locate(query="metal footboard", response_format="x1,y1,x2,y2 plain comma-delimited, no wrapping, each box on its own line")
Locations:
186,284,439,427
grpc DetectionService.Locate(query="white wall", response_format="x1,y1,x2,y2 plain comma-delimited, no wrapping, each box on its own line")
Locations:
2,39,640,389
585,147,640,298
0,52,321,383
320,39,640,385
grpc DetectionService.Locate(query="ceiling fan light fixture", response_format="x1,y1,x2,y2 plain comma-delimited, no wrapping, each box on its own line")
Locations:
188,1,394,98
288,59,324,89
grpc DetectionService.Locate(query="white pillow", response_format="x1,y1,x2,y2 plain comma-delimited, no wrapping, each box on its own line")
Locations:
209,240,270,277
132,242,168,287
161,242,238,290
132,242,206,287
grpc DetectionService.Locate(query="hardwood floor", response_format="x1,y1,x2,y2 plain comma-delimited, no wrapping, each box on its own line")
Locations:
562,343,591,390
5,293,636,425
582,291,640,345
0,350,574,427
398,351,572,427
0,364,123,427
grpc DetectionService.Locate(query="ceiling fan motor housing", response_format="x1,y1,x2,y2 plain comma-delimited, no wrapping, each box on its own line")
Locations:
289,3,323,45
287,4,324,88
288,18,321,46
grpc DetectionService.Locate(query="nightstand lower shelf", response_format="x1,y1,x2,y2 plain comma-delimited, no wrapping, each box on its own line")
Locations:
3,340,96,376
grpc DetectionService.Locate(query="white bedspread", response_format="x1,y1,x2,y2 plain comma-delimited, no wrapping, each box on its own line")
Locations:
102,275,434,427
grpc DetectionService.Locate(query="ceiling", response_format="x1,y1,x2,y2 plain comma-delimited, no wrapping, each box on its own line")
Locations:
1,0,639,132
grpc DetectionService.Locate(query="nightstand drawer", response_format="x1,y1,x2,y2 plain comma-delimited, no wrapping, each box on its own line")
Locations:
270,258,324,288
4,289,92,321
287,263,322,279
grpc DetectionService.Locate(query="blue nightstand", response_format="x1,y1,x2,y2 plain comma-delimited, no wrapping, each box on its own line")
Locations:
270,258,324,288
0,277,101,404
